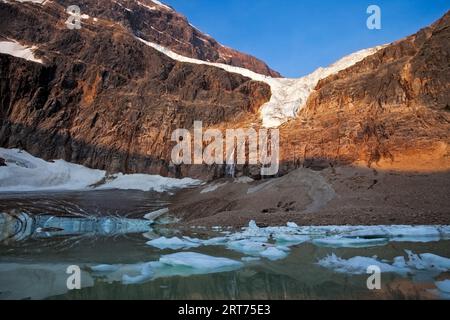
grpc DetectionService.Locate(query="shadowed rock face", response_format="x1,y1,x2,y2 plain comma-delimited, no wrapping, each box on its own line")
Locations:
279,11,450,173
55,0,280,77
0,1,271,178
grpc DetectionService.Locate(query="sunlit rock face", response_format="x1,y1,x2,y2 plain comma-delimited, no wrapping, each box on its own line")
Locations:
279,11,450,173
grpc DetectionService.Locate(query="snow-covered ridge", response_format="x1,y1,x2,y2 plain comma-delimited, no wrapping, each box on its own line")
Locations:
9,0,47,4
0,148,201,192
0,40,43,64
136,37,385,128
136,0,172,11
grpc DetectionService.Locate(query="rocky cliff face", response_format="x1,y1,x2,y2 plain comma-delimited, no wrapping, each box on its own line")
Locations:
1,1,448,180
0,0,271,178
279,11,450,173
58,0,280,77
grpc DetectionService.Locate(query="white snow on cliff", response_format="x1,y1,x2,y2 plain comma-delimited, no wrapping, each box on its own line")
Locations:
0,148,201,192
136,37,385,128
0,41,43,64
10,0,47,4
136,0,172,11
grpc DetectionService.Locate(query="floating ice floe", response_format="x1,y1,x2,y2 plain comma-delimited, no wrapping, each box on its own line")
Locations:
318,251,450,275
146,236,201,250
259,247,290,261
318,254,409,275
160,252,243,270
90,252,243,285
0,148,201,192
435,280,450,294
312,236,389,248
141,221,450,262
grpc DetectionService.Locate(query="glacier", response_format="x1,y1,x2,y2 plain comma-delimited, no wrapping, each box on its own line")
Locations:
136,36,385,128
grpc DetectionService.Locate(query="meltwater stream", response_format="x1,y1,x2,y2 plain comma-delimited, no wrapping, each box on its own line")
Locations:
0,190,450,300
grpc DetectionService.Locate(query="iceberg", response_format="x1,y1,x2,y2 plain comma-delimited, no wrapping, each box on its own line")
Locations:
313,236,389,248
146,237,201,250
226,239,270,256
91,252,244,285
0,40,43,64
318,254,410,275
404,250,450,272
159,252,243,271
318,251,450,275
158,221,450,262
259,247,289,261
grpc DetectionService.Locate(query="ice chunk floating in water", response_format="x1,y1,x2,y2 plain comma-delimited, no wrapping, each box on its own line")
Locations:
141,221,450,262
317,254,410,275
0,148,200,192
146,237,201,250
318,251,450,275
159,252,243,270
91,252,243,285
0,40,43,64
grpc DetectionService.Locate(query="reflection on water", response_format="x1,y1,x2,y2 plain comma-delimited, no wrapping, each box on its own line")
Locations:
0,191,449,300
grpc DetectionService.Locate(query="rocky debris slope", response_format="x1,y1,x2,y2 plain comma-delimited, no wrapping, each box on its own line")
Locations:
168,166,450,227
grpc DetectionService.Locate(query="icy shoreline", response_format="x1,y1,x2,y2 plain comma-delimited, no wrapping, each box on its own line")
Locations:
0,148,201,193
146,220,450,258
90,221,450,293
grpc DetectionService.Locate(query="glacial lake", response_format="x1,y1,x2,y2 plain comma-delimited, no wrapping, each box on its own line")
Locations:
0,190,449,300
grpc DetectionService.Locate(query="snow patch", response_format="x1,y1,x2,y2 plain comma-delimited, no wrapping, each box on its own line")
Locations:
12,0,46,4
136,0,172,12
0,40,43,64
97,173,200,192
0,148,201,192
